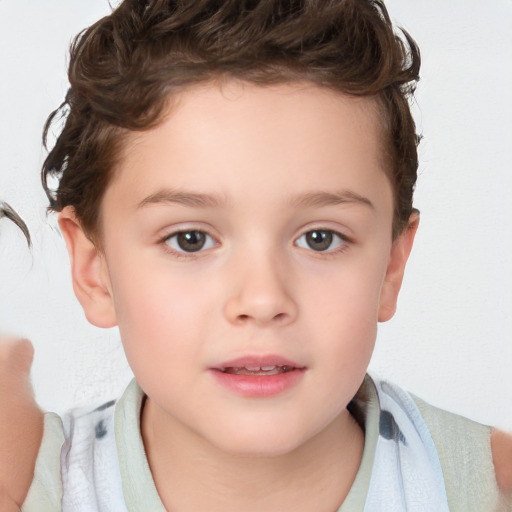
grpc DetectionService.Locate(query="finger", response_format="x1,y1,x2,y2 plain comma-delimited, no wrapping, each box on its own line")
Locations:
0,337,35,374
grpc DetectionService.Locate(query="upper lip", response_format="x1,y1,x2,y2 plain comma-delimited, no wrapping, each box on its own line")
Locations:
212,355,305,371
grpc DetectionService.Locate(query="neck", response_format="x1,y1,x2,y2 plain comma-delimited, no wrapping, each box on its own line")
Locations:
141,398,364,512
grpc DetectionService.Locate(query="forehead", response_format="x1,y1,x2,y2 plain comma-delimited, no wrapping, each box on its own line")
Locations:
107,81,391,217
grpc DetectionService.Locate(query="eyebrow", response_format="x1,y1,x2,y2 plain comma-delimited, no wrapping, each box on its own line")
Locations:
137,188,374,210
288,190,375,210
137,189,227,209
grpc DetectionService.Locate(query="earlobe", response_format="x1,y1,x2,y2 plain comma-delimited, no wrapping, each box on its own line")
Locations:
58,207,117,328
378,211,419,322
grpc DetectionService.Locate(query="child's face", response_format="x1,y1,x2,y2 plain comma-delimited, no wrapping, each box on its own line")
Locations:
63,81,414,456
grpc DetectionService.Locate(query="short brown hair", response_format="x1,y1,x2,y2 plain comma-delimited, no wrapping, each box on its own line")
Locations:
42,0,420,240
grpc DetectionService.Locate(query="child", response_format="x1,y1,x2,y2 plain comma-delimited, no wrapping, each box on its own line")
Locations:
0,0,511,510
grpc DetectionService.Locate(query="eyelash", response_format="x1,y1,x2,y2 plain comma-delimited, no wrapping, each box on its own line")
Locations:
160,230,218,258
294,229,351,256
159,228,352,258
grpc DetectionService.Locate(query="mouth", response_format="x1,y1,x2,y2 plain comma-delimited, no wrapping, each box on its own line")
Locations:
218,365,297,376
210,356,306,397
212,355,305,375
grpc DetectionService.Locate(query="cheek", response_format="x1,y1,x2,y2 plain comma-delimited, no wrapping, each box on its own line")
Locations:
111,255,212,323
298,254,386,374
107,261,216,376
300,256,385,331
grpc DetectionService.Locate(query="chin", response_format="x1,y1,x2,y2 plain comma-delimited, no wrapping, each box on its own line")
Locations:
208,423,311,459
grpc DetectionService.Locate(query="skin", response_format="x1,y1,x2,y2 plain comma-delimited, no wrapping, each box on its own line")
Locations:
1,80,510,509
0,338,43,512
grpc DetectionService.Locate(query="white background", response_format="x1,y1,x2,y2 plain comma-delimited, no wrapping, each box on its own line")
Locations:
0,1,511,428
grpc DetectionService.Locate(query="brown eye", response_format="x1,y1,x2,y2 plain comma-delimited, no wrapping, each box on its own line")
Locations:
305,230,332,251
165,230,215,253
295,229,346,252
177,231,205,251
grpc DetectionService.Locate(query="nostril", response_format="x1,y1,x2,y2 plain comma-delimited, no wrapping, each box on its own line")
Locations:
235,312,288,324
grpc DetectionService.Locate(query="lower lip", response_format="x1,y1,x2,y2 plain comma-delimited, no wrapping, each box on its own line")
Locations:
210,369,305,398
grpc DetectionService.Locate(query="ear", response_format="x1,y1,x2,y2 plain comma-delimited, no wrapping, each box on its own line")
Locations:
378,211,419,322
58,207,117,328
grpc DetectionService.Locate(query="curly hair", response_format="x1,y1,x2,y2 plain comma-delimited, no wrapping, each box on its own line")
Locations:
0,202,31,247
42,0,420,241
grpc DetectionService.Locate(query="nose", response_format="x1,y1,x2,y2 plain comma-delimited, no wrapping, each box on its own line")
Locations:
223,252,298,327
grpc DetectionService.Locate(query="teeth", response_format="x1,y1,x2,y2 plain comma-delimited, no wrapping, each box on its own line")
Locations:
241,365,279,372
221,365,293,375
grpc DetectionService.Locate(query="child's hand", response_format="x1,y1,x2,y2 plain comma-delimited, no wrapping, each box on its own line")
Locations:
0,337,43,511
492,429,512,508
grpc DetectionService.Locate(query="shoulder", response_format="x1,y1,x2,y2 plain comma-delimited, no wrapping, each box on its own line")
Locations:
21,412,64,512
413,394,512,493
411,394,507,511
21,381,140,512
22,398,122,512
